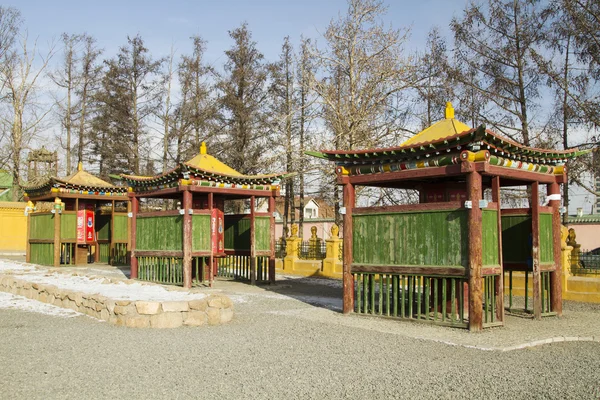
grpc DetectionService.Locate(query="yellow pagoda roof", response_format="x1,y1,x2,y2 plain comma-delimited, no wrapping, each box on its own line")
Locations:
59,163,114,188
184,142,242,176
400,102,471,147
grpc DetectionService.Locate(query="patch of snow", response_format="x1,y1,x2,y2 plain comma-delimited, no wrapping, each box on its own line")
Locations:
0,292,81,318
0,259,45,273
0,259,207,302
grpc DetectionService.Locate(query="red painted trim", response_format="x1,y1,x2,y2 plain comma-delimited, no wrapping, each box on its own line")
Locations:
187,185,278,198
346,164,463,185
484,165,558,184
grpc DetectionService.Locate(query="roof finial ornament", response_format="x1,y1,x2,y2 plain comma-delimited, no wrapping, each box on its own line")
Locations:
445,102,455,119
200,142,207,155
77,161,83,171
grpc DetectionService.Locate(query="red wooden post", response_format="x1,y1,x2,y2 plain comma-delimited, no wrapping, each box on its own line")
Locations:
548,181,562,316
342,181,355,314
531,181,542,320
491,176,504,322
110,200,115,265
268,195,276,284
130,195,138,279
53,198,61,267
208,192,214,285
25,203,31,263
466,170,483,331
250,196,256,285
183,189,193,289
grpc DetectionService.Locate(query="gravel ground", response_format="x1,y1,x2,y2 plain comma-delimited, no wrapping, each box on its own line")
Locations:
1,264,600,399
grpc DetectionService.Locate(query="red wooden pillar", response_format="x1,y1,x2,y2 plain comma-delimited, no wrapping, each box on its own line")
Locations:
53,199,62,267
126,199,132,270
342,180,355,314
208,192,214,286
183,189,193,289
110,200,115,265
548,181,562,315
531,182,542,320
250,196,256,285
25,203,32,263
466,170,483,331
130,195,139,279
491,176,504,322
268,195,276,284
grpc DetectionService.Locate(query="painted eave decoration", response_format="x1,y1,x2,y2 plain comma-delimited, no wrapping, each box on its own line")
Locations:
23,163,127,198
121,142,291,192
307,103,586,175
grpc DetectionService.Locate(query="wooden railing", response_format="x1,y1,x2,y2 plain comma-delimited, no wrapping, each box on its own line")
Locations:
217,255,270,281
505,270,553,316
353,272,469,328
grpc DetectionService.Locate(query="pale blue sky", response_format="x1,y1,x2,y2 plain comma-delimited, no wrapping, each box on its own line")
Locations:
7,0,468,65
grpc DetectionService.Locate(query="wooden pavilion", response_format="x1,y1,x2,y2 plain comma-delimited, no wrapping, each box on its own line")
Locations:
23,163,130,267
308,103,586,331
121,143,286,289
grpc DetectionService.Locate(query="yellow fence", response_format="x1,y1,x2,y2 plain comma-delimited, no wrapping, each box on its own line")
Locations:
0,202,27,254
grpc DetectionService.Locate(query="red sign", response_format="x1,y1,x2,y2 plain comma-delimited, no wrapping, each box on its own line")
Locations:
85,210,95,242
211,208,224,255
77,209,85,243
77,203,95,243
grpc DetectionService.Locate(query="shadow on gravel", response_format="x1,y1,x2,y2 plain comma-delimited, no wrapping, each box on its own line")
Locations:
258,273,344,313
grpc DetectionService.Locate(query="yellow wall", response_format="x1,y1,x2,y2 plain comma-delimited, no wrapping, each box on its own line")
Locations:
0,202,27,253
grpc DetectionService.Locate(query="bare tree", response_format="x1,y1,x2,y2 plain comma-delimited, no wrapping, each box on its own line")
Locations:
1,29,55,200
158,44,176,172
268,36,296,230
309,0,416,222
414,27,454,129
49,33,81,175
296,37,317,236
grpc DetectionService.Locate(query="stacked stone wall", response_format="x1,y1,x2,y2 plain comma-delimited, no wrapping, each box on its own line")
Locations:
0,275,234,328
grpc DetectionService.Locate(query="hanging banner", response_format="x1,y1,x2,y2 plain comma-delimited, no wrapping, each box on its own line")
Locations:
211,208,224,255
85,210,95,243
77,209,86,243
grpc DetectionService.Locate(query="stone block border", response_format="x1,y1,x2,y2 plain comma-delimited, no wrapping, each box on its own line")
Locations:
0,275,234,328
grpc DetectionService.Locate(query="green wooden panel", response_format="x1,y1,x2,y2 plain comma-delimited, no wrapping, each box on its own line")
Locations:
30,243,54,265
113,215,128,241
501,214,530,263
60,213,77,240
482,210,499,266
539,213,554,263
96,215,111,241
224,216,250,250
224,215,270,251
192,214,210,251
30,214,54,240
353,209,468,267
256,217,271,252
136,216,182,251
